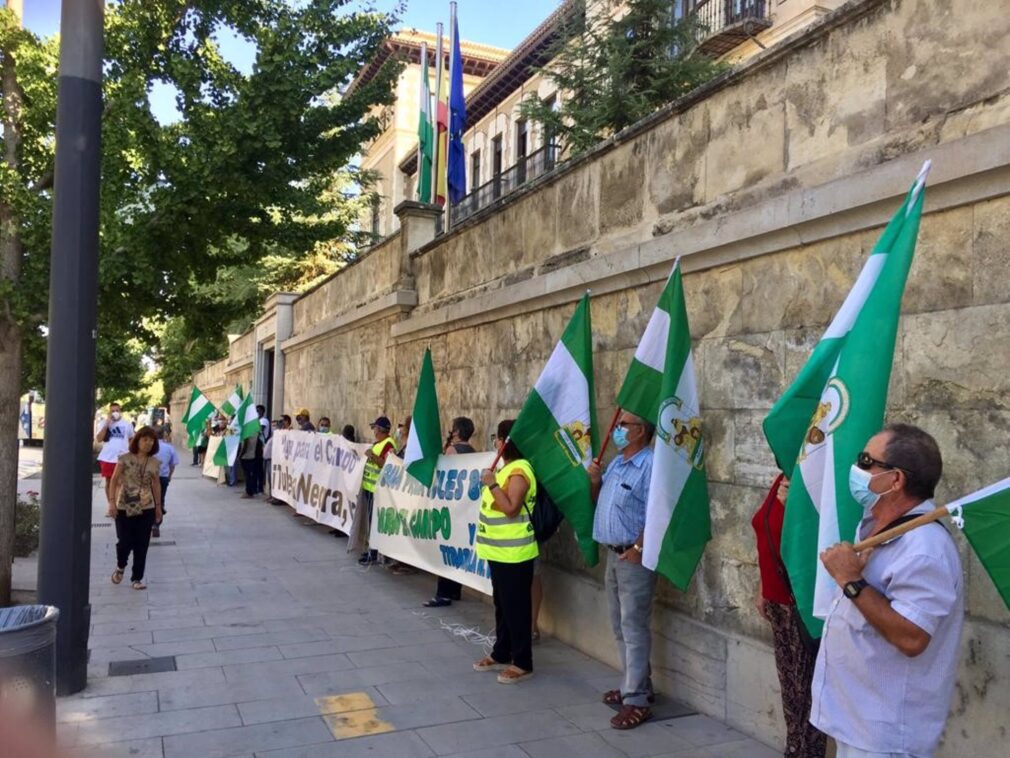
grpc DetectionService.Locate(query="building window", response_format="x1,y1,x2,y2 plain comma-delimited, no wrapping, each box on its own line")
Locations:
492,134,503,200
542,96,559,165
470,149,481,193
516,119,528,184
370,194,381,238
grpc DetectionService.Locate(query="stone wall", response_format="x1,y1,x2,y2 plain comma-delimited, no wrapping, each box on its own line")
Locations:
176,1,1010,752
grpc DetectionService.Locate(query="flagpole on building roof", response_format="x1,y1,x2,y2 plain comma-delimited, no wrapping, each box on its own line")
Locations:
432,22,444,210
445,3,457,232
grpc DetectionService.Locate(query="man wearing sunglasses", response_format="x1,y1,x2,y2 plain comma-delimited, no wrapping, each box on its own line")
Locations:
810,423,963,758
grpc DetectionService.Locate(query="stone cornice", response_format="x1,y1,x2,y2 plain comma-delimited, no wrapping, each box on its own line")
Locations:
392,123,1010,344
282,289,418,353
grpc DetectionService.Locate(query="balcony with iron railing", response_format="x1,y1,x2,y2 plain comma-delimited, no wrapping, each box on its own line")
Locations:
694,0,772,57
451,142,562,226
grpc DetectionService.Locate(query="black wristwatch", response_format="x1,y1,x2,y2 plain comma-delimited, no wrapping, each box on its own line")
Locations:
843,578,869,600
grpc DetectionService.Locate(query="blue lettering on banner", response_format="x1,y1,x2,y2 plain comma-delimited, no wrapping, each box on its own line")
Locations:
438,544,489,578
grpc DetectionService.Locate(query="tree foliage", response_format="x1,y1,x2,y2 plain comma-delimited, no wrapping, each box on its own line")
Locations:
520,0,727,156
2,0,402,403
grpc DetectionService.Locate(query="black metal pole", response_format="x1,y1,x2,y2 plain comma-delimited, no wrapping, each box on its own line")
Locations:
36,0,104,697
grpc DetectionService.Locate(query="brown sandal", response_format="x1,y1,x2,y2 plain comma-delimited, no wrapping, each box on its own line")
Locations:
111,568,125,585
496,666,533,684
603,689,622,705
472,656,507,672
610,704,652,730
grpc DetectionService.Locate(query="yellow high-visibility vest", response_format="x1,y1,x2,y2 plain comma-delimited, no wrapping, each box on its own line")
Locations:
362,437,395,493
476,459,538,563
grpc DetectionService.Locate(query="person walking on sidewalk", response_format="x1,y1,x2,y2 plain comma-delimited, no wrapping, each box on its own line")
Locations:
588,411,656,730
356,416,396,565
424,416,476,608
107,426,162,590
153,428,179,538
239,433,259,499
95,402,134,509
472,419,538,685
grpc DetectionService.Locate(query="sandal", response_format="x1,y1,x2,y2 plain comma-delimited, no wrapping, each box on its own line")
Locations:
472,656,508,672
603,689,656,708
603,689,622,706
423,597,452,608
132,580,147,590
610,704,652,730
111,568,125,585
497,666,533,684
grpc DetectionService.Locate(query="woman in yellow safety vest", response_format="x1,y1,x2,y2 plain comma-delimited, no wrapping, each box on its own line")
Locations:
472,419,538,684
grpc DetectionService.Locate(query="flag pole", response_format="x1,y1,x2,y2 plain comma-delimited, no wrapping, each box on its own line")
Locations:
432,22,445,209
594,407,622,466
852,504,952,552
445,2,457,232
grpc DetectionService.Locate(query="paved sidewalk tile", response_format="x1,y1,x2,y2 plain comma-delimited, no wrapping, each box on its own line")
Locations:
58,465,778,758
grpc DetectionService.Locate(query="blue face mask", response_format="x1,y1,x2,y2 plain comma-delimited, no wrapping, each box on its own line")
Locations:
849,465,884,513
612,426,630,450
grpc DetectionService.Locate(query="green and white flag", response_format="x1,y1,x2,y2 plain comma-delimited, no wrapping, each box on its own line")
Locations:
634,261,711,589
948,477,1010,610
213,393,259,468
417,43,434,204
213,424,241,468
181,386,215,448
510,292,600,565
235,393,261,441
219,384,244,419
404,348,442,487
763,162,930,635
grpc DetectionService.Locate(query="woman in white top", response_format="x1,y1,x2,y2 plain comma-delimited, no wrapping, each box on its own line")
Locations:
95,402,134,509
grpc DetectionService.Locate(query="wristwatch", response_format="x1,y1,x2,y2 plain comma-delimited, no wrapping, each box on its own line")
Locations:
632,543,643,553
843,578,869,599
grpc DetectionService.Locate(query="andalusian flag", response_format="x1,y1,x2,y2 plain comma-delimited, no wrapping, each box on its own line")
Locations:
417,43,434,204
949,478,1010,609
404,348,442,487
181,386,215,448
214,393,258,467
510,293,600,565
219,384,244,419
624,261,711,589
763,162,929,635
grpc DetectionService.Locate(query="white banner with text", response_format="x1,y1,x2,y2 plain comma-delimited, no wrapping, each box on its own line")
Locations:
371,452,495,595
270,430,370,533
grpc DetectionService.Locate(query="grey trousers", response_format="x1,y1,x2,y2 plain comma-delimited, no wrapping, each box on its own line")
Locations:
605,549,657,706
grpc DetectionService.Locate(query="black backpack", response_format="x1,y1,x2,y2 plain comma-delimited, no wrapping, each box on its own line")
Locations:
523,485,564,544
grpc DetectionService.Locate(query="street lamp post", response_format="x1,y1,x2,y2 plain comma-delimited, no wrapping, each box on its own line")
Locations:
36,0,105,696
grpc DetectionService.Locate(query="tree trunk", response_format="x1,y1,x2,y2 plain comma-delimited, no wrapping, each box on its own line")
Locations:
0,0,25,605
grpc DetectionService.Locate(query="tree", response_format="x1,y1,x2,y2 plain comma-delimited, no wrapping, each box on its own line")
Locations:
0,0,401,602
520,0,726,156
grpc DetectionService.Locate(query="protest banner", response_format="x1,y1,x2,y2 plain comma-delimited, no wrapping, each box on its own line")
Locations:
270,430,370,533
371,452,494,595
203,436,223,479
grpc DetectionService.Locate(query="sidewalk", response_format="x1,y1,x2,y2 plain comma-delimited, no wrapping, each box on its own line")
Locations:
57,463,779,758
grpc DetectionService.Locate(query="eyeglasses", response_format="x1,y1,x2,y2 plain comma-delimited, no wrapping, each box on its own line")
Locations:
855,451,902,472
616,421,644,430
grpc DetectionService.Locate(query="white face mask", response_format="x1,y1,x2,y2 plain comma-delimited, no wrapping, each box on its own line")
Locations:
110,411,121,421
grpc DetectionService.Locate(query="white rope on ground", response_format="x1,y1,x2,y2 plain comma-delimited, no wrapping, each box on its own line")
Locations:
411,609,496,653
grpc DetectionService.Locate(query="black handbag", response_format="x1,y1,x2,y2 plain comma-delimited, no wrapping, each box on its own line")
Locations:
523,486,564,544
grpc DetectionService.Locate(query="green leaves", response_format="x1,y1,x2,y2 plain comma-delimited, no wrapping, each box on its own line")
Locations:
520,0,726,156
3,0,400,402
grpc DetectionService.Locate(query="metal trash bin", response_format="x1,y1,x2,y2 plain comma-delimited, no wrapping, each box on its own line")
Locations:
0,605,59,731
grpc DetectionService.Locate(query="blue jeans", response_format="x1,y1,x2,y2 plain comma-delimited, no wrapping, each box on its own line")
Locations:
227,463,237,486
605,549,657,706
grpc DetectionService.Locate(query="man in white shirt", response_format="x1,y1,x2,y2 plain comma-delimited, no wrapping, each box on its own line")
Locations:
812,423,963,758
95,402,135,509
